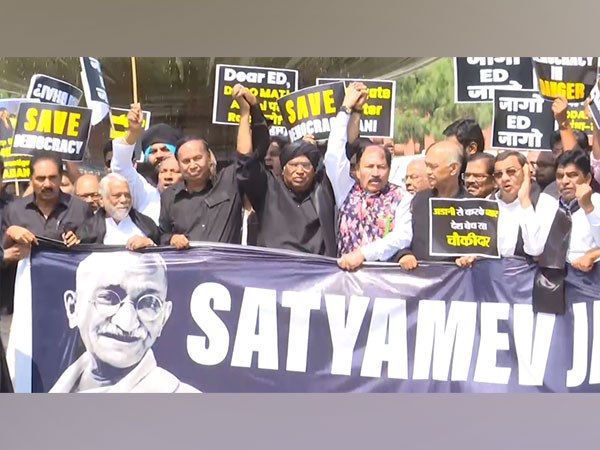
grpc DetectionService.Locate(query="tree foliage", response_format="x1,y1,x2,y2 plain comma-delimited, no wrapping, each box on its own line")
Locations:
394,58,493,144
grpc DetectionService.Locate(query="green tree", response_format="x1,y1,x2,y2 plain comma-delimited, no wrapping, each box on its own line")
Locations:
394,58,493,144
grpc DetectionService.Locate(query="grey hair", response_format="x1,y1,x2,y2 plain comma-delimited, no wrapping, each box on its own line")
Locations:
98,172,129,198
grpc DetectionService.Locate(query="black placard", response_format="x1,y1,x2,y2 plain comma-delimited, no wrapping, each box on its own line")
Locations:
429,198,499,257
532,57,599,103
492,89,554,151
454,57,534,103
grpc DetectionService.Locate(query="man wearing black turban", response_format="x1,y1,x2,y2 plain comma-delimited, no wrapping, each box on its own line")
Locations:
235,85,337,256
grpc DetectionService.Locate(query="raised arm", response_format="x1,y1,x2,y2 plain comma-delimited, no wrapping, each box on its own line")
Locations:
111,103,161,224
324,82,367,208
553,95,577,151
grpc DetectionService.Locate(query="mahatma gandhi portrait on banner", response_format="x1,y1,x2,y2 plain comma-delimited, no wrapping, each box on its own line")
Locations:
50,251,199,393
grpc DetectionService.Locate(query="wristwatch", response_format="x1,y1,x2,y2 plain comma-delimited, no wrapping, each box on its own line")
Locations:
340,105,352,114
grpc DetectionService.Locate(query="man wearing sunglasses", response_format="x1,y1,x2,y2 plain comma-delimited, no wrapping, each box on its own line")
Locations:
50,251,199,393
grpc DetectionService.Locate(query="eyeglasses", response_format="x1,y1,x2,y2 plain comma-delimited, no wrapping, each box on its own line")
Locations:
91,289,165,321
286,161,313,171
493,167,520,180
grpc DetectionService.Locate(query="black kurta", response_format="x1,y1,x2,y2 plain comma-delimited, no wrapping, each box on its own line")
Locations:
159,164,243,245
236,106,337,257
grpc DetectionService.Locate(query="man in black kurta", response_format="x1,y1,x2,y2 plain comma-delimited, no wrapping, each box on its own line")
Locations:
234,85,336,256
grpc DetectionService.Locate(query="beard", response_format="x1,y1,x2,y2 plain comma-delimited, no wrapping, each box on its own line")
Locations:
105,203,131,222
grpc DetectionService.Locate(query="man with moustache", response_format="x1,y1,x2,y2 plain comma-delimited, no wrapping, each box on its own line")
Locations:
2,151,92,260
463,153,495,198
533,149,600,313
50,251,199,393
67,173,159,249
325,82,412,270
234,84,336,256
396,140,470,270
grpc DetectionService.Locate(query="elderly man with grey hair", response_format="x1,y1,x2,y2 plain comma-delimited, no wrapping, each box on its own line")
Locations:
64,173,160,249
50,251,199,392
394,140,472,270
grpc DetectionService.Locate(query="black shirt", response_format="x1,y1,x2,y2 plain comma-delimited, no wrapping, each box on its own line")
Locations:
394,185,472,262
159,164,243,245
1,191,93,241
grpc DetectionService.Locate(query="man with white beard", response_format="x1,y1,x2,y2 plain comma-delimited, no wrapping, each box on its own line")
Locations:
64,173,160,250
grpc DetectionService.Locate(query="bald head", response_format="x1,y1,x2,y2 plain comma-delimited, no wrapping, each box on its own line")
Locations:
405,158,428,194
425,140,464,192
75,174,101,212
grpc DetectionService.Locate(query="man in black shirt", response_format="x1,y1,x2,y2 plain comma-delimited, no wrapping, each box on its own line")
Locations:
234,85,336,256
2,151,92,256
159,138,243,248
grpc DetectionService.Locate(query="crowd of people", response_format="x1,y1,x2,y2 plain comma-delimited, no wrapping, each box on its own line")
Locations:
1,81,600,390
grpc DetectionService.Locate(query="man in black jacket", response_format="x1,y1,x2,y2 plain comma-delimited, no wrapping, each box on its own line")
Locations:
234,84,337,257
397,140,471,270
67,173,159,250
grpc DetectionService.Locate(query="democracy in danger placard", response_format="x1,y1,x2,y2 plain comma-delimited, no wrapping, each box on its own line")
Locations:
11,102,92,161
532,57,599,103
277,82,345,142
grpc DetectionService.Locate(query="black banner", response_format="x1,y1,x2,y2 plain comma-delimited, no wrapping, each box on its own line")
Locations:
212,64,298,138
11,102,92,161
277,82,345,142
429,198,499,257
80,57,110,125
7,243,600,393
532,57,599,103
454,57,534,103
492,89,554,151
316,78,396,138
26,74,83,106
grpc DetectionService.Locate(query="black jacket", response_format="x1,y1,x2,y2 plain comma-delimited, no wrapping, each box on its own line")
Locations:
76,208,160,245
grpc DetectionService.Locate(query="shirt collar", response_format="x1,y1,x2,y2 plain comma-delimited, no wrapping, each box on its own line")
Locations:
173,179,214,196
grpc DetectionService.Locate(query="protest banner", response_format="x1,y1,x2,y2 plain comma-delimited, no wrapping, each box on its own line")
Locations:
316,78,396,138
2,153,32,182
277,82,345,142
1,99,37,191
454,57,534,103
26,74,83,106
80,57,110,125
429,198,500,258
109,107,151,140
566,103,595,136
7,243,600,393
11,102,92,161
212,64,298,138
492,89,554,151
532,57,599,103
588,83,600,129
